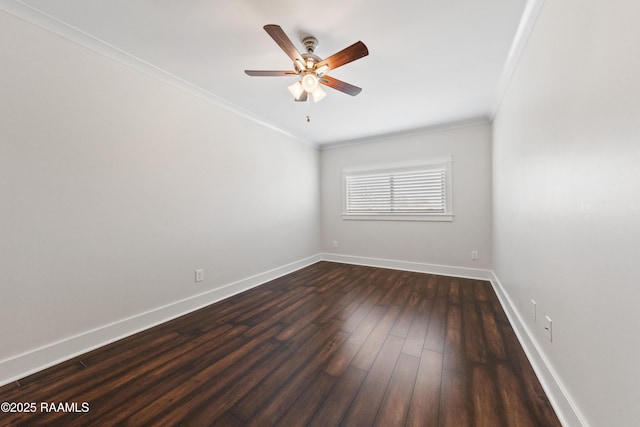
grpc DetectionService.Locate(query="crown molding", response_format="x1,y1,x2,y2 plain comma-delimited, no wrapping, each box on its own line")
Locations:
2,0,544,151
489,0,546,119
0,0,319,149
319,117,491,150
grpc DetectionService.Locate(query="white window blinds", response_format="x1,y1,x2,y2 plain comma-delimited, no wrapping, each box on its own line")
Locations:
343,159,453,221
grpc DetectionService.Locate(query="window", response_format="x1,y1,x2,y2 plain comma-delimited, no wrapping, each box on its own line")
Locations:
342,158,453,221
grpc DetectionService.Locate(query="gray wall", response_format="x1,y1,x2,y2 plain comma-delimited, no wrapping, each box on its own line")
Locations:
0,11,321,368
321,124,492,270
492,0,640,425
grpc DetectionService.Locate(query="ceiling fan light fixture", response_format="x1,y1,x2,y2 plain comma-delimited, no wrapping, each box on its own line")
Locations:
316,64,329,75
301,73,319,92
311,86,327,103
288,81,305,100
294,59,305,72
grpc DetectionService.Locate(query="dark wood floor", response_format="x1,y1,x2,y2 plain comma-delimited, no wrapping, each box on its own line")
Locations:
0,261,560,426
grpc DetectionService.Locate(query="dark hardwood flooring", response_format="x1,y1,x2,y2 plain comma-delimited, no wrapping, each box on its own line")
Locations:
0,261,561,426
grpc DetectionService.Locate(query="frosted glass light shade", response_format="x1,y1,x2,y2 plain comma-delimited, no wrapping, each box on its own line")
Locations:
301,73,319,92
311,87,326,103
288,81,305,100
289,74,326,102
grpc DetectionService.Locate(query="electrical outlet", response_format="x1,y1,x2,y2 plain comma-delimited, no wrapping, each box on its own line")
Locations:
531,299,537,321
471,250,479,260
332,240,339,248
545,316,553,342
195,269,204,283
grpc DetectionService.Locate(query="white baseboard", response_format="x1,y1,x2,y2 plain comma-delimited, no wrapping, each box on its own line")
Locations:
1,253,583,427
321,252,494,281
489,272,586,427
0,254,322,387
322,253,583,426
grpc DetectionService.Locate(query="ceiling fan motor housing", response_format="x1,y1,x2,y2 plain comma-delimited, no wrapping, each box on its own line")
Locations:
299,37,322,72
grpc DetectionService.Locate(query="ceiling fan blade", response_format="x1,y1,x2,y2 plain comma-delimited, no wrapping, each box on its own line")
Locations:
320,75,362,96
263,24,305,64
245,70,297,76
316,41,368,72
294,92,308,102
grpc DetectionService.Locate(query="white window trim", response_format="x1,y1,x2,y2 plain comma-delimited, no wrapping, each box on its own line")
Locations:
342,157,454,222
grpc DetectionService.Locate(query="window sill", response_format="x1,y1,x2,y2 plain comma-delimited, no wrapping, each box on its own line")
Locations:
342,214,454,222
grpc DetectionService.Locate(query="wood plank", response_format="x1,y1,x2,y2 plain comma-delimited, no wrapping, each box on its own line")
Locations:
501,324,562,426
449,277,461,304
350,304,401,371
308,366,367,427
335,286,382,332
462,301,487,363
105,324,285,426
276,291,339,340
496,363,539,427
439,369,470,427
479,302,507,360
324,305,385,377
424,296,447,352
342,334,405,426
245,330,348,426
393,273,417,305
461,280,475,303
402,298,433,357
378,270,409,306
240,286,315,329
471,364,505,427
274,372,337,427
436,275,451,298
134,339,280,426
373,353,420,426
11,330,185,397
318,266,377,320
389,290,420,337
424,274,439,298
406,349,442,427
443,305,465,373
229,320,342,421
485,282,510,324
21,325,247,425
176,340,292,425
474,280,490,301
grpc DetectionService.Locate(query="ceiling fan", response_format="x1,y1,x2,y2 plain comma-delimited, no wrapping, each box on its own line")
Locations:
245,25,369,103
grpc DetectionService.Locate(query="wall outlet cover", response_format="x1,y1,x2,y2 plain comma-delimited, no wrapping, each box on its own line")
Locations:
545,315,553,342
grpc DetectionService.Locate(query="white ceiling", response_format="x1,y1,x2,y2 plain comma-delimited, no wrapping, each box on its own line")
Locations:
5,0,530,146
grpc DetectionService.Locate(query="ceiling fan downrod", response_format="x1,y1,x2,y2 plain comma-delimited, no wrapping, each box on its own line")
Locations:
302,36,318,54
